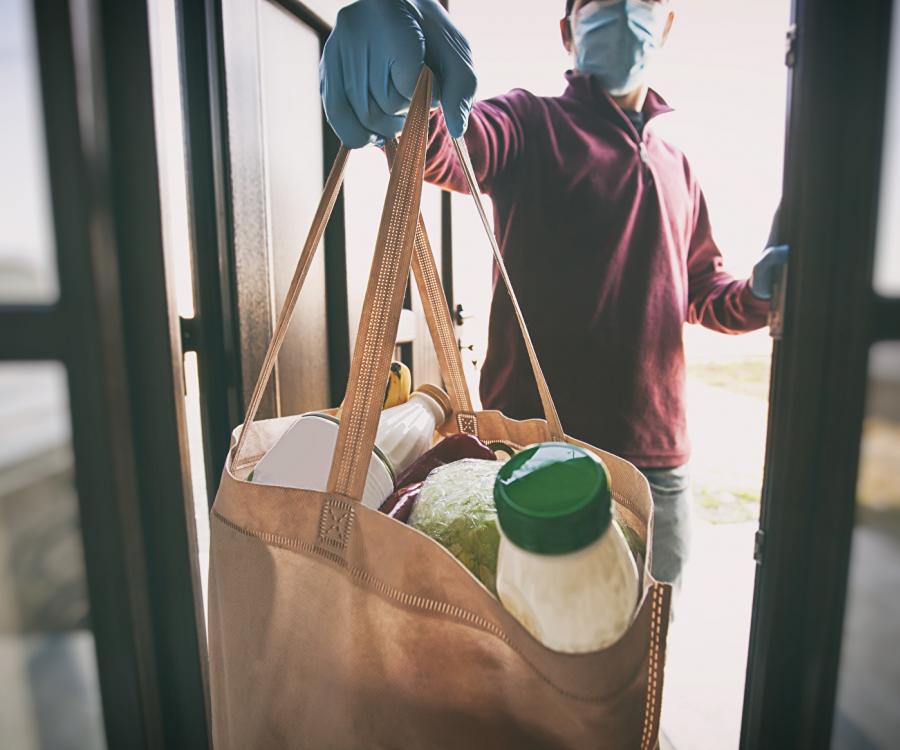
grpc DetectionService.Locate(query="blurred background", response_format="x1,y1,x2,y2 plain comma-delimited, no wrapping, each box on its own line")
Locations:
1,0,898,748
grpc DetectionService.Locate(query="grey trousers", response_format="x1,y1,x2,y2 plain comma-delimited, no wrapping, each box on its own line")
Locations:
638,465,692,590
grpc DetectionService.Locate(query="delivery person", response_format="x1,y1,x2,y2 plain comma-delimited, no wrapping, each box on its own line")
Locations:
319,0,789,589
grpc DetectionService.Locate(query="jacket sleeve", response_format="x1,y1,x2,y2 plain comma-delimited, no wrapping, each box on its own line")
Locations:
686,183,770,333
423,90,530,196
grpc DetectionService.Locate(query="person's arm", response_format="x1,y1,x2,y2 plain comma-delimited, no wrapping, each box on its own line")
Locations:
686,185,770,333
423,91,530,195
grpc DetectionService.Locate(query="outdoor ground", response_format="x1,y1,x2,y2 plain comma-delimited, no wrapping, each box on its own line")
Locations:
661,353,768,750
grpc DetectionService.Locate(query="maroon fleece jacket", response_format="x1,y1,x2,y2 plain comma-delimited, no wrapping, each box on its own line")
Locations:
424,71,769,468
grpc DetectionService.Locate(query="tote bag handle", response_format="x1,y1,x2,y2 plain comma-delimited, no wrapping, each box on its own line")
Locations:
230,69,478,469
233,68,564,502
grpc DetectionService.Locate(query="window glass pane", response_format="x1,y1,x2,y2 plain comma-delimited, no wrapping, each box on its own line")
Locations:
0,0,58,302
874,0,900,296
0,362,106,748
831,341,900,749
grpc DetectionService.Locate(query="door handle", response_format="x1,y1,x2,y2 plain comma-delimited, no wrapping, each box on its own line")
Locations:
769,264,788,341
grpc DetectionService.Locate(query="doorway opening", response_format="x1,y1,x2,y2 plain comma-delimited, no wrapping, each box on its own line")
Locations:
446,1,790,747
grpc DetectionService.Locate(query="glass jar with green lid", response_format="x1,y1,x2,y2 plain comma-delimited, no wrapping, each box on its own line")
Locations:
494,442,639,653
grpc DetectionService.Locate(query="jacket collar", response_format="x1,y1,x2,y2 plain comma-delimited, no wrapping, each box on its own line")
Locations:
562,70,674,129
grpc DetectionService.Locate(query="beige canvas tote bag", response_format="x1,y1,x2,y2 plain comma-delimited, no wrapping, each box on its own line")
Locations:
208,68,672,749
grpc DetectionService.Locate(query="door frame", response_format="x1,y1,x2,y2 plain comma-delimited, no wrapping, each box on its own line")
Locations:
0,0,212,745
741,0,898,746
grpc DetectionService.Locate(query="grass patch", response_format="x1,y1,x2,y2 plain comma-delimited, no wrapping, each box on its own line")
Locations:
694,485,760,524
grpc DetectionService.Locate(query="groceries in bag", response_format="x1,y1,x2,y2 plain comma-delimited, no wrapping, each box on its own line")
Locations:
379,481,424,522
336,360,412,417
494,443,639,653
251,384,451,508
373,384,451,478
382,360,412,409
251,413,394,507
408,458,504,593
379,434,496,522
394,433,496,488
253,369,640,652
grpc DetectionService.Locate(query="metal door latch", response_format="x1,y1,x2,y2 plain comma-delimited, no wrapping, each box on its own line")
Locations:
180,315,199,352
454,303,475,326
754,529,765,564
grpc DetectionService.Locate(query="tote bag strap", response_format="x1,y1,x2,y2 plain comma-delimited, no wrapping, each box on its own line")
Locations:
383,140,477,431
326,86,568,501
230,71,475,469
389,136,567,442
233,68,565,498
450,137,564,441
323,69,434,500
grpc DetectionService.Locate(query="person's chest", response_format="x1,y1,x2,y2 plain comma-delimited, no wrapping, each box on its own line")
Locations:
507,109,696,264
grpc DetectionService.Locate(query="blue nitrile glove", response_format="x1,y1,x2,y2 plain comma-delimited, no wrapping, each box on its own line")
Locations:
750,245,790,300
320,0,477,148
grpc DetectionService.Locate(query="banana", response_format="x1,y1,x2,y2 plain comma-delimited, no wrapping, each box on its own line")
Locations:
383,360,412,409
336,360,411,419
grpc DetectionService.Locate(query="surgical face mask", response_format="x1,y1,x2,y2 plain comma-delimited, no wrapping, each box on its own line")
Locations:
572,0,668,96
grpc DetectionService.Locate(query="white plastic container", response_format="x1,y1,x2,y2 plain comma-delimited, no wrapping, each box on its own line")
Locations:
374,384,451,477
251,413,395,508
251,384,451,509
494,443,639,653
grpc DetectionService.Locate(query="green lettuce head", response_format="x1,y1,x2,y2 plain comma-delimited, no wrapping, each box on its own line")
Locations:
409,458,502,593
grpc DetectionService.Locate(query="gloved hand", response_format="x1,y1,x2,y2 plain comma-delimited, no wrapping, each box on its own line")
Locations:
320,0,477,148
749,245,790,300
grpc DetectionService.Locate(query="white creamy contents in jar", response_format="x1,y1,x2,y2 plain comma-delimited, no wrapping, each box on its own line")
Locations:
494,442,639,653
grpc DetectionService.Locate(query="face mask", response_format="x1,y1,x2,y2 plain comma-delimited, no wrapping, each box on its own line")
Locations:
573,0,668,96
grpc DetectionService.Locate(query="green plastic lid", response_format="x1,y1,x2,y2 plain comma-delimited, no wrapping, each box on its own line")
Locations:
494,442,612,555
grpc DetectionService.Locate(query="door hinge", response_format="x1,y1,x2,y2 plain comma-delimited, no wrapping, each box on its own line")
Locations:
785,24,798,68
754,529,765,564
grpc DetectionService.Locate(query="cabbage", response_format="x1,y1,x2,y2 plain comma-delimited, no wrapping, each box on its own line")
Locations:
409,458,503,593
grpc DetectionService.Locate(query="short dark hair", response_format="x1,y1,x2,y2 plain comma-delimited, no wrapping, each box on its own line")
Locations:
565,0,575,16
